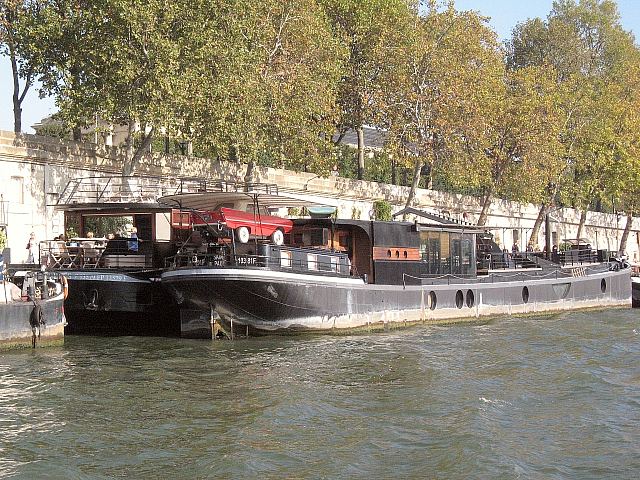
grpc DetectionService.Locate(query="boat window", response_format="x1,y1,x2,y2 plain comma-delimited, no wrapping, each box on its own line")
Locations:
419,230,476,276
290,227,330,247
244,204,270,216
213,202,234,211
82,215,136,239
280,250,292,268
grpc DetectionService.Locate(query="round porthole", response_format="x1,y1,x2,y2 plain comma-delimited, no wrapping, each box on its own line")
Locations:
466,290,475,308
403,251,408,258
601,278,607,293
387,250,391,258
395,250,400,258
522,286,530,304
455,290,464,309
428,291,437,310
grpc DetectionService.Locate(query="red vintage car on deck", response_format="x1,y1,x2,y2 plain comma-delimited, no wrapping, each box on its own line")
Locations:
179,207,293,245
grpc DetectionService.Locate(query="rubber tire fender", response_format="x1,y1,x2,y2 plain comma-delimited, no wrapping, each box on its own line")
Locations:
271,229,284,246
235,226,250,244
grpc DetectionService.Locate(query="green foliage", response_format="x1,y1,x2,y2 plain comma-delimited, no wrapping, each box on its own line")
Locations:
372,200,392,221
83,216,132,238
506,0,638,220
34,120,71,140
2,0,639,219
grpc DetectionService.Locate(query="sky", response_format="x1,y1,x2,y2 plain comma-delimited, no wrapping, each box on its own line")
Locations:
1,0,639,133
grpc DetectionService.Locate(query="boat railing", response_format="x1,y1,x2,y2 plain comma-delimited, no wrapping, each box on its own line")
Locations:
557,249,599,266
56,176,280,206
167,251,353,277
403,262,612,287
481,249,602,271
480,252,542,271
39,239,153,269
7,269,64,300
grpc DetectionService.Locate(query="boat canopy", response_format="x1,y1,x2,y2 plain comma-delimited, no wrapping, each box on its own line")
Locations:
158,190,323,211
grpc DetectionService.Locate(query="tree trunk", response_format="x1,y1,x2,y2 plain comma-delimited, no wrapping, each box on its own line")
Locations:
125,120,135,161
10,50,30,134
402,158,423,220
529,203,548,248
575,209,587,240
618,212,633,256
122,126,155,176
356,126,365,180
11,54,22,134
476,188,494,227
244,161,256,186
391,157,396,185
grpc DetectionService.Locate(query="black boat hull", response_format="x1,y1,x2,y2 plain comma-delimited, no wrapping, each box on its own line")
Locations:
62,270,180,336
632,277,640,308
162,266,632,337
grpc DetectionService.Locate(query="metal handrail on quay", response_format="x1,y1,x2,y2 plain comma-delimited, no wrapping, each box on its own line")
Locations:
55,176,280,206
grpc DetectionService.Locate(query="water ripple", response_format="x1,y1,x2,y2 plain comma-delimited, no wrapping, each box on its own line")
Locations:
1,310,639,478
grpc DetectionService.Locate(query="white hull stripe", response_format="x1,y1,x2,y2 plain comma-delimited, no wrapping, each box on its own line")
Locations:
162,268,366,286
64,272,151,283
162,267,627,289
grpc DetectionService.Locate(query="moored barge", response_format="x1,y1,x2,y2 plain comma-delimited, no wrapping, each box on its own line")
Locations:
159,188,632,337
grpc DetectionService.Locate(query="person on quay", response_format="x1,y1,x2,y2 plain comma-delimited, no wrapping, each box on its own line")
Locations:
128,227,139,252
26,232,37,263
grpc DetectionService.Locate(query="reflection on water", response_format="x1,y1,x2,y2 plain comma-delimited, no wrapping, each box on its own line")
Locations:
1,310,639,478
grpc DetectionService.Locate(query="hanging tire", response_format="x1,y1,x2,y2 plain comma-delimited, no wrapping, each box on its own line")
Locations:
271,229,284,246
235,226,250,244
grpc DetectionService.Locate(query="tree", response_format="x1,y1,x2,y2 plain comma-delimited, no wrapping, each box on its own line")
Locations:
0,0,40,133
508,0,638,244
467,66,565,227
319,0,412,180
31,0,208,173
383,2,504,215
189,0,345,176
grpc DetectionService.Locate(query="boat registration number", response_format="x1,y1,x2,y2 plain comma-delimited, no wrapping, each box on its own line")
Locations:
236,256,258,266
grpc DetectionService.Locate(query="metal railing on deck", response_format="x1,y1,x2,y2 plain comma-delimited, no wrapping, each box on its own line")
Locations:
39,239,152,269
404,261,612,287
480,249,601,271
167,251,352,277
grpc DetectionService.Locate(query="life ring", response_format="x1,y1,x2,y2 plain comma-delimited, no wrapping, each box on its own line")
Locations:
61,275,69,299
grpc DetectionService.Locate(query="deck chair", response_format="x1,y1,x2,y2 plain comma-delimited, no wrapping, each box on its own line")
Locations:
49,241,73,268
81,246,102,268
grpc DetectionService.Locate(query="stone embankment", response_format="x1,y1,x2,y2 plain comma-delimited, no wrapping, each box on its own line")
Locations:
0,129,637,262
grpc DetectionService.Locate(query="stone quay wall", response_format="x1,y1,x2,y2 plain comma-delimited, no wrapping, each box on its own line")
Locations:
1,129,638,263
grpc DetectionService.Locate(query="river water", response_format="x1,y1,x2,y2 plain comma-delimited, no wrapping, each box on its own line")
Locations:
1,309,639,479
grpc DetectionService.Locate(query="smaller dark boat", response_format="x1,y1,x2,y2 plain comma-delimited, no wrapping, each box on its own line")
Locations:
631,265,640,308
0,270,66,349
